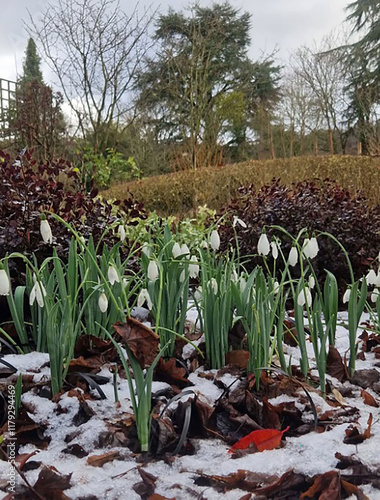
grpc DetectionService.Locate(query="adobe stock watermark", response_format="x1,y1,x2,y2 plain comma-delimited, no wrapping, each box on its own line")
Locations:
6,384,17,494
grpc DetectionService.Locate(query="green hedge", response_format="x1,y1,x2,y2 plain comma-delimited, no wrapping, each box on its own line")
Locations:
102,155,380,216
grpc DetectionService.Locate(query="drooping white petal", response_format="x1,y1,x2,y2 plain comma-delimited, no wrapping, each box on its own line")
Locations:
366,269,377,285
233,216,247,228
309,237,319,259
118,225,126,242
108,265,120,285
35,282,47,308
374,271,380,288
257,233,270,256
273,281,280,295
172,242,181,259
342,288,351,304
288,246,298,267
137,288,152,310
371,288,379,303
98,292,108,313
29,283,36,306
297,286,312,307
189,255,199,278
180,244,190,256
308,275,315,289
271,241,278,260
0,269,10,296
147,261,159,282
141,244,152,257
40,219,53,244
210,278,218,295
209,230,220,251
200,240,208,249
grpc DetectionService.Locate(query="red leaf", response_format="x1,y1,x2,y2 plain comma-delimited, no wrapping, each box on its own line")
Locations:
229,426,290,453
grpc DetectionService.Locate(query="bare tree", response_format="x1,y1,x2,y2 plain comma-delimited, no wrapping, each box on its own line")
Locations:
291,34,350,154
27,0,153,153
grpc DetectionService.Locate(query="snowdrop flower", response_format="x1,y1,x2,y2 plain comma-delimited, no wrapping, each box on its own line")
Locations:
180,244,190,256
366,269,377,285
30,279,47,308
200,240,208,249
40,214,53,244
303,236,318,259
273,281,280,295
271,241,278,260
257,232,270,256
117,225,126,242
141,244,152,258
107,265,120,285
308,275,315,289
233,216,247,228
209,278,218,295
239,276,247,293
189,255,199,278
98,292,108,313
288,246,298,267
297,286,312,308
371,288,380,303
172,242,181,259
122,277,128,290
147,260,159,282
209,230,220,251
194,286,203,302
230,269,238,283
0,268,10,296
79,236,86,247
342,288,351,304
137,288,152,310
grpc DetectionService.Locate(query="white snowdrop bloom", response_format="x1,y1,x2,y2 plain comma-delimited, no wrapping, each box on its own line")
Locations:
257,233,270,256
107,265,120,285
366,269,377,285
30,281,47,308
194,286,203,302
117,225,126,242
40,217,53,244
297,286,312,308
147,261,159,282
172,242,181,259
233,216,247,228
230,269,238,283
374,271,380,288
180,243,190,256
200,240,208,249
342,288,351,304
239,276,247,293
209,230,220,251
141,244,152,257
288,246,298,267
137,288,152,310
210,278,218,295
79,236,86,247
189,255,199,278
309,236,319,259
98,292,108,313
371,288,380,303
0,269,10,296
271,241,278,260
273,281,280,295
308,275,315,289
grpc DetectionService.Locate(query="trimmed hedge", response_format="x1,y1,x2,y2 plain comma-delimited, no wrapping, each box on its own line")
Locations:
102,155,380,216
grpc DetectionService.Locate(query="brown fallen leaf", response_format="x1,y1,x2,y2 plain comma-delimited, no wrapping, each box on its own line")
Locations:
33,465,72,498
148,495,175,500
343,413,373,445
155,358,191,388
326,345,348,382
361,390,379,408
225,350,250,370
114,318,159,368
300,470,341,499
133,468,157,498
229,427,289,453
87,450,121,467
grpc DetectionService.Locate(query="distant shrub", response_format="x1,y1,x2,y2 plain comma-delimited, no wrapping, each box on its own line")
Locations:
218,178,380,293
102,155,380,216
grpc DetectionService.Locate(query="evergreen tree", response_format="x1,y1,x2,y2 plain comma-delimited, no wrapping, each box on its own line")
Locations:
20,38,44,84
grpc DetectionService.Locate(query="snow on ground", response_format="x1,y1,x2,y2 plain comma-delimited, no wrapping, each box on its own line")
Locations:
1,313,380,499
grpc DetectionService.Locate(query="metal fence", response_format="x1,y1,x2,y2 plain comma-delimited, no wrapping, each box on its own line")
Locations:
0,78,17,139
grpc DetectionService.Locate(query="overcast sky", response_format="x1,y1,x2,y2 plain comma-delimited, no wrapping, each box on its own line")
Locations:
0,0,350,83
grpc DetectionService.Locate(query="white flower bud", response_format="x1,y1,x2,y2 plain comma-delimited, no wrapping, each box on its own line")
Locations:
107,265,120,285
147,261,159,282
233,216,247,228
308,275,315,289
189,255,199,278
273,281,280,295
0,269,10,296
257,233,270,256
118,225,126,242
209,230,220,251
40,218,53,244
342,288,351,304
210,278,218,295
288,246,298,267
98,292,108,313
271,241,278,260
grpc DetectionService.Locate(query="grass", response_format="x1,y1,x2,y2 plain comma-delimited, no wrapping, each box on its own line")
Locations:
102,155,380,216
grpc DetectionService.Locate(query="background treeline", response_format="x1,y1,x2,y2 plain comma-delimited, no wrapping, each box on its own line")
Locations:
1,0,379,187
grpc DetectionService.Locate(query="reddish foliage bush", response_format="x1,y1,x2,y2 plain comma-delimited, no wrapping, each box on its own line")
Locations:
218,179,380,293
0,149,146,271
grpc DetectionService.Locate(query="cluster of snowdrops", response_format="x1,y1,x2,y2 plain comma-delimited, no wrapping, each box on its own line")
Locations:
0,212,379,452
